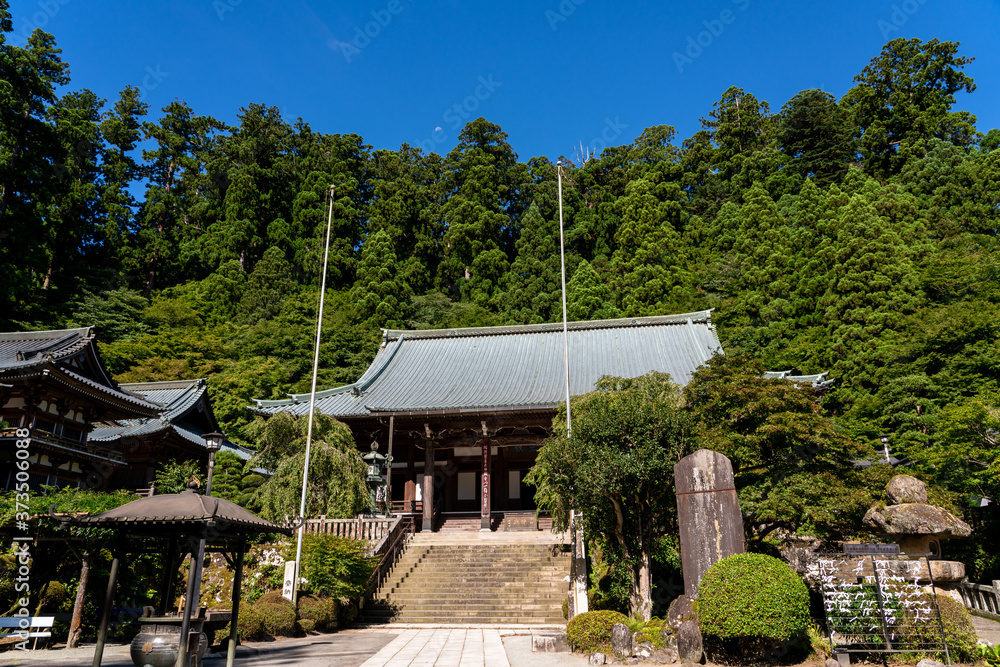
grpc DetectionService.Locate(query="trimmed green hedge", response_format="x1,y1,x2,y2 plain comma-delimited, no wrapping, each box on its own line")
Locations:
255,590,298,636
566,609,630,653
698,553,809,644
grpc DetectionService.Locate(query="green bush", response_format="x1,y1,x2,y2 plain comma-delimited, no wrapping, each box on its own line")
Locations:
284,534,376,599
338,599,358,625
297,594,338,631
698,553,810,658
566,610,630,653
632,617,667,649
903,594,979,663
297,619,316,633
236,603,267,641
254,590,298,637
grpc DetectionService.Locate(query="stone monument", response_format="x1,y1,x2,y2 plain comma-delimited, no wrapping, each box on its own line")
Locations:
674,449,745,598
862,474,971,585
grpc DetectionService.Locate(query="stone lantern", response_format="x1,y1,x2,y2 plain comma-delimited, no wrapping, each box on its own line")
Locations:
863,474,972,584
362,441,387,516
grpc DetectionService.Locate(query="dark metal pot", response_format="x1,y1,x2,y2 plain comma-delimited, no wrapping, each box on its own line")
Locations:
130,621,207,667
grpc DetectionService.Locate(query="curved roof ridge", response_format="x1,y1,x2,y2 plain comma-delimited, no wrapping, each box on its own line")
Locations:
381,310,714,341
0,326,93,341
119,378,205,391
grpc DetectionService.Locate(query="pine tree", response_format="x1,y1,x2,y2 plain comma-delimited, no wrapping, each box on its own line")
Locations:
611,178,692,316
498,202,562,324
567,259,617,321
819,194,923,402
350,229,412,329
841,38,977,178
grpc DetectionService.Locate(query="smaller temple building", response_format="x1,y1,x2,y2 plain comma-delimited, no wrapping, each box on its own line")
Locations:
253,311,723,530
88,379,252,491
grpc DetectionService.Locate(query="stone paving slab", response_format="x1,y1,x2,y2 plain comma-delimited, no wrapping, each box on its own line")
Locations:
0,626,579,667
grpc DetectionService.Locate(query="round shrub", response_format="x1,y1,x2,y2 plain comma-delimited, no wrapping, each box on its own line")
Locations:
566,610,630,653
297,619,316,633
298,594,339,631
254,590,298,637
338,599,358,625
235,603,267,641
699,553,809,646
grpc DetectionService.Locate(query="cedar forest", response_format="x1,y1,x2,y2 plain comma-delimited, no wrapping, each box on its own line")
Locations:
2,4,999,577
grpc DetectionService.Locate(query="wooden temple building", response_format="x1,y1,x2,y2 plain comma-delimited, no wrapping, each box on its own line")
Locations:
0,327,161,491
252,311,723,531
0,327,245,492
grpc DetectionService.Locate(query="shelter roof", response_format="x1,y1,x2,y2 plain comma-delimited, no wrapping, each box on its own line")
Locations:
65,489,291,535
253,310,721,419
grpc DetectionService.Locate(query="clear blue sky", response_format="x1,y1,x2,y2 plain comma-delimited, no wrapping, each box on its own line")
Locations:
9,0,1000,162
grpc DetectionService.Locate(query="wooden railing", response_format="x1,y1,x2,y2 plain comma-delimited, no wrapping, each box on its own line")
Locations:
958,580,1000,621
299,516,398,542
391,499,423,514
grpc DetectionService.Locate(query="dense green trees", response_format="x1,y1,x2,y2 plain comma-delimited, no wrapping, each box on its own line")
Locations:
526,373,697,619
0,2,997,585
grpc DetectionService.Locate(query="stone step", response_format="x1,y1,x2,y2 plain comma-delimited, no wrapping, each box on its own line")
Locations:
363,532,571,626
377,588,566,600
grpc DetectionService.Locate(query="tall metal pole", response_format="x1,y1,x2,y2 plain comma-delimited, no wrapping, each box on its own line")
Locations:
557,160,572,438
558,160,586,615
292,184,335,608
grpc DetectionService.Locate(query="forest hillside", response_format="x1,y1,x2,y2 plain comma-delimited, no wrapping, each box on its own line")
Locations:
2,7,999,509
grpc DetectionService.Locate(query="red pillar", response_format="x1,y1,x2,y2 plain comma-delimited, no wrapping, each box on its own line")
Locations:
480,437,491,531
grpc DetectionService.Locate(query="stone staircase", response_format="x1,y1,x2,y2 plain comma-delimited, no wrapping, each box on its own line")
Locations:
362,531,571,625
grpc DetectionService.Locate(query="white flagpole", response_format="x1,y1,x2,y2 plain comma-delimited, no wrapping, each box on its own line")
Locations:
558,160,586,615
557,160,572,437
292,184,335,608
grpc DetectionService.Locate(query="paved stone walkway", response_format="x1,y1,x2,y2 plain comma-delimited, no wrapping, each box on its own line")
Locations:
974,614,1000,645
0,627,589,667
359,629,508,667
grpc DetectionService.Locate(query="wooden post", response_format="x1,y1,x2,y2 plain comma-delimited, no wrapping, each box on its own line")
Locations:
175,549,200,667
226,537,246,667
92,552,120,667
386,415,395,514
421,428,434,532
481,436,491,531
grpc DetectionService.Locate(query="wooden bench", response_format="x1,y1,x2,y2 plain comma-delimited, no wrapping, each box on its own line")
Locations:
0,616,55,648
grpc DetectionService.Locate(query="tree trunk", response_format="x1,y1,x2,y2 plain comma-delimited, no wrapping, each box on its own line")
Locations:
630,548,652,621
630,510,653,620
67,550,90,649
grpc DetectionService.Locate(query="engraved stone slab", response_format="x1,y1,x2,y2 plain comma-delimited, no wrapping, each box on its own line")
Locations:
674,449,745,598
